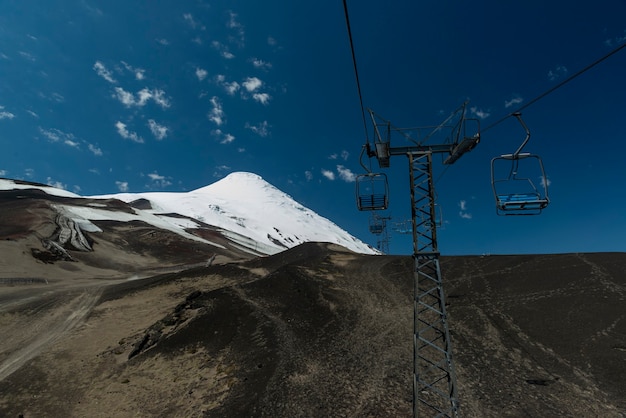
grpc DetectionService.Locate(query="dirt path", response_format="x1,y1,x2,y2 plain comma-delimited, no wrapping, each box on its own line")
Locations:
0,284,104,381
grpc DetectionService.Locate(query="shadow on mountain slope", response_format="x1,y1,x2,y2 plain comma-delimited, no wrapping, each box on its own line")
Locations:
0,244,624,417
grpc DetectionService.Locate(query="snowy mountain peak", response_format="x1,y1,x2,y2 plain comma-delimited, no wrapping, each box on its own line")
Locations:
0,173,377,256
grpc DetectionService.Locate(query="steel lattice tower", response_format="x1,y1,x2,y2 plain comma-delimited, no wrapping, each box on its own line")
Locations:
356,103,479,417
409,152,458,417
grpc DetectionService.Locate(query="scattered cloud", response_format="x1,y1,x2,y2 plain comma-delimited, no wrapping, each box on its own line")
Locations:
242,77,262,92
121,61,145,80
252,93,271,105
0,110,15,120
540,176,552,188
148,119,168,140
0,169,7,176
504,95,523,108
470,106,490,119
46,177,67,190
250,58,272,71
458,200,472,219
208,96,225,126
330,150,350,160
321,169,335,181
115,121,144,143
337,165,356,182
305,170,313,181
19,51,36,61
604,30,626,47
26,110,38,118
226,11,245,46
93,61,116,83
548,65,568,81
64,139,80,148
245,120,270,137
24,168,34,178
113,87,171,109
147,172,172,188
215,75,240,95
156,38,170,46
88,143,103,156
212,129,235,144
183,13,199,29
267,36,277,46
211,41,235,59
115,181,129,192
195,67,208,81
39,127,77,146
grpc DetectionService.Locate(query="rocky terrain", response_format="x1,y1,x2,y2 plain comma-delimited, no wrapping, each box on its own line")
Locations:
0,183,625,417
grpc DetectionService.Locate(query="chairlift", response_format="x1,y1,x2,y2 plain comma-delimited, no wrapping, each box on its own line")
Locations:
369,213,385,235
491,113,549,215
356,172,389,211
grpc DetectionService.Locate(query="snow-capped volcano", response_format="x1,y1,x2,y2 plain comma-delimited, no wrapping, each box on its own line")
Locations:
0,172,375,256
93,172,376,255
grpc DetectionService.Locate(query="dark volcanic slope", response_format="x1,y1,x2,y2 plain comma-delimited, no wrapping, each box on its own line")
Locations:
0,245,624,417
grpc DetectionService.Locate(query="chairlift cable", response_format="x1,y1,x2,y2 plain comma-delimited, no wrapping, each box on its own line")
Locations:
342,0,370,144
482,40,626,135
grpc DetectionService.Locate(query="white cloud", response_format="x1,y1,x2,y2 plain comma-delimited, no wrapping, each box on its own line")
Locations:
26,110,38,118
605,30,626,47
148,119,168,140
39,127,76,144
64,139,79,148
470,106,490,119
329,153,338,160
242,77,262,92
115,181,129,192
548,65,568,81
458,200,472,219
88,143,103,156
540,176,552,188
183,13,198,29
267,36,277,46
226,11,245,45
215,75,240,95
208,96,225,126
0,111,15,120
115,121,144,143
341,150,349,161
46,177,66,190
156,38,170,46
147,172,172,188
113,87,171,109
253,93,271,105
0,169,7,176
93,61,116,83
250,58,272,70
24,168,34,178
212,129,235,144
321,169,335,181
211,41,235,59
195,67,208,81
305,170,313,181
337,165,356,182
504,96,523,108
121,61,145,80
245,120,270,137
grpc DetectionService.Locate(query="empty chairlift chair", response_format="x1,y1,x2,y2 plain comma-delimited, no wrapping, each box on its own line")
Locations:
491,113,549,215
356,172,389,211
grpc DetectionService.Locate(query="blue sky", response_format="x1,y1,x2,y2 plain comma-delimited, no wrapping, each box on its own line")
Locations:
1,0,626,255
